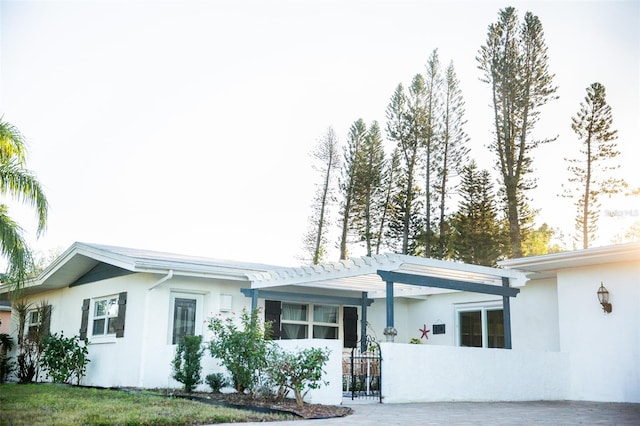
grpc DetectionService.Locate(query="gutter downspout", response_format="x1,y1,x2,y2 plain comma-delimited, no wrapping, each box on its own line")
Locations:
138,270,174,388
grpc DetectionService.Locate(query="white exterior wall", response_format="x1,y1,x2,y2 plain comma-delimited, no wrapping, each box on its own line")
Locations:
380,343,570,403
556,262,640,403
510,278,560,351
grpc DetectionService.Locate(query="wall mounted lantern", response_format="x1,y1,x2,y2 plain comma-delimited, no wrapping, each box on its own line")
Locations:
597,282,612,313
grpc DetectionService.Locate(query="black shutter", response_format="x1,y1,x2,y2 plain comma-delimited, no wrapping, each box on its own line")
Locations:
41,305,52,336
343,307,358,348
80,299,90,341
115,292,127,338
264,300,281,340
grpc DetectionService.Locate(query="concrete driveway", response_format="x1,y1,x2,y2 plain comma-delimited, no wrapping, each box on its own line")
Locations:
219,400,640,425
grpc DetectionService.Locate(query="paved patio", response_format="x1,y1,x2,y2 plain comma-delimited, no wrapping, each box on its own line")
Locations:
220,400,640,425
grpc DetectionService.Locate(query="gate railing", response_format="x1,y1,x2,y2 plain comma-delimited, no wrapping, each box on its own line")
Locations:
342,335,382,402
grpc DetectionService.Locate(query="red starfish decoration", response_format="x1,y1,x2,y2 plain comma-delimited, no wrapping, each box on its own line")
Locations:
419,324,430,339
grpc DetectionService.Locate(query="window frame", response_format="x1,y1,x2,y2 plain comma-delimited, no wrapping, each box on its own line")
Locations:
90,295,120,339
280,302,341,340
455,301,504,349
168,292,204,345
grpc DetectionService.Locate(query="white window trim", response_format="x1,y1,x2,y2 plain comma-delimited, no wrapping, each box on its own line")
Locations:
280,302,342,340
26,309,41,336
168,292,204,345
454,300,503,348
89,295,120,343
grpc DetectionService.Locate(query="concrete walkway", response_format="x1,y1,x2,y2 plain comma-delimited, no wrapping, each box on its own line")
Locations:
221,400,640,425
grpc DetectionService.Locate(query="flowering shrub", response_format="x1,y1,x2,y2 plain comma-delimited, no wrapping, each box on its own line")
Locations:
39,332,89,385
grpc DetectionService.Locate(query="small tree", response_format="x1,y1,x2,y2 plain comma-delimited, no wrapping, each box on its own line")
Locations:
39,332,90,385
266,346,330,407
171,334,204,393
207,309,271,394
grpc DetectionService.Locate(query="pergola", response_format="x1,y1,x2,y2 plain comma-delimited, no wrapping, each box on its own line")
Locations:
241,253,527,349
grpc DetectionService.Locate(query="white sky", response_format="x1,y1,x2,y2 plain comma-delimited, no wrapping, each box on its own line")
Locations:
0,0,638,267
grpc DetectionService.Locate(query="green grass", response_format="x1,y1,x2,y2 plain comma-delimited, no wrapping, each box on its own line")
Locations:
0,383,292,425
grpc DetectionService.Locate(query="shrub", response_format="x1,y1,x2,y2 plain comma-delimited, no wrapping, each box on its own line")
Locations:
207,308,271,394
0,333,15,383
171,335,204,393
39,332,90,385
266,346,330,407
205,372,229,393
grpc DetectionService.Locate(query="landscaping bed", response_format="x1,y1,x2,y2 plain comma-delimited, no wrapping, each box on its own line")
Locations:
171,390,353,420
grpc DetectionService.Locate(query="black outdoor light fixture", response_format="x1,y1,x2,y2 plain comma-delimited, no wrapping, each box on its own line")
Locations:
597,282,612,313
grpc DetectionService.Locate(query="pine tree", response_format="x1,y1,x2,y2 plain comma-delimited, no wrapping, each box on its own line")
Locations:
421,50,442,258
338,119,367,260
450,161,503,266
302,128,340,265
375,148,400,255
352,121,386,256
477,7,557,258
385,78,426,254
564,82,627,249
434,61,469,259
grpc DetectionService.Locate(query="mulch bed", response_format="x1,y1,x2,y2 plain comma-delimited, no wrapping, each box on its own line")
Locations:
174,391,353,420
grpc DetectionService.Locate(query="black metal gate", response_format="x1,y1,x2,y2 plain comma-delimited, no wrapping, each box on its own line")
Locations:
342,335,382,402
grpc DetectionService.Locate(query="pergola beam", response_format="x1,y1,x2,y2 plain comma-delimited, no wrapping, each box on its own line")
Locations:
377,270,520,298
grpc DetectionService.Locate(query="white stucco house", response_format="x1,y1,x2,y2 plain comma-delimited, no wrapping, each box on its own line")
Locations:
0,241,638,404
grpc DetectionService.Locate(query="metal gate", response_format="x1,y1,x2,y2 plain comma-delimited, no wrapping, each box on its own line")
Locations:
342,335,382,402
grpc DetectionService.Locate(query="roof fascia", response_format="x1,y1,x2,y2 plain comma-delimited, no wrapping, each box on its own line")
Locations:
498,242,640,272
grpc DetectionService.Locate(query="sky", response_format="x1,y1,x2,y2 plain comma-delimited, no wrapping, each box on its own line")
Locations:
0,0,639,268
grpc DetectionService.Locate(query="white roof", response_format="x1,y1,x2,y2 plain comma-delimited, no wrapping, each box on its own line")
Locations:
499,242,640,279
0,242,528,300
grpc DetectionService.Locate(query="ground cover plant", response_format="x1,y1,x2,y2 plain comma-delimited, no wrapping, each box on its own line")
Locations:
0,383,293,425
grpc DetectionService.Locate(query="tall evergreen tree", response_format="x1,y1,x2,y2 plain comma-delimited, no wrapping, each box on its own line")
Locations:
477,7,557,258
421,50,442,258
563,82,626,249
352,121,386,256
385,78,426,254
375,148,400,255
434,61,469,258
450,161,503,266
302,127,340,265
338,119,367,260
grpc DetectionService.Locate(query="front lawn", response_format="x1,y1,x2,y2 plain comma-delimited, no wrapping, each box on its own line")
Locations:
0,383,293,425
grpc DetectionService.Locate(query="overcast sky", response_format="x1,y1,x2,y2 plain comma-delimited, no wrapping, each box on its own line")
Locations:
1,0,638,267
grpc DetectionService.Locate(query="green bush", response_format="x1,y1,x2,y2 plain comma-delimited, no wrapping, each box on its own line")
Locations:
0,333,15,383
205,372,229,393
207,309,271,394
171,334,204,393
266,346,330,407
39,332,90,385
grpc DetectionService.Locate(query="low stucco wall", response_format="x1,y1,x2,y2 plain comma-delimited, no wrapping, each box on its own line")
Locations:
380,343,570,403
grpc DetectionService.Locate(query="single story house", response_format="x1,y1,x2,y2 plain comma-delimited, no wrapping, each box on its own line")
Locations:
0,241,638,404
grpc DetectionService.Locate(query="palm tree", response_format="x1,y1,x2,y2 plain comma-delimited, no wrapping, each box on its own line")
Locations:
0,117,48,285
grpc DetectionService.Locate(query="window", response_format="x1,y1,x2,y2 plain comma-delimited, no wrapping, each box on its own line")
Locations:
280,302,339,340
457,302,504,349
28,310,41,335
92,296,119,336
170,293,203,344
80,293,127,341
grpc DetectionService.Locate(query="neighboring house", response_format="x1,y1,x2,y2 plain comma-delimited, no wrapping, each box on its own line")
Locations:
0,241,638,404
0,300,10,334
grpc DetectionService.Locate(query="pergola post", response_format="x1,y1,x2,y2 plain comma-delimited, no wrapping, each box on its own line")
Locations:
502,277,512,349
383,281,397,342
360,291,368,352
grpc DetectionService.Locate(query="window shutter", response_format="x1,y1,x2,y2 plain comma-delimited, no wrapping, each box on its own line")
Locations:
343,307,358,348
41,305,52,336
115,292,127,338
79,299,90,341
264,300,281,340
